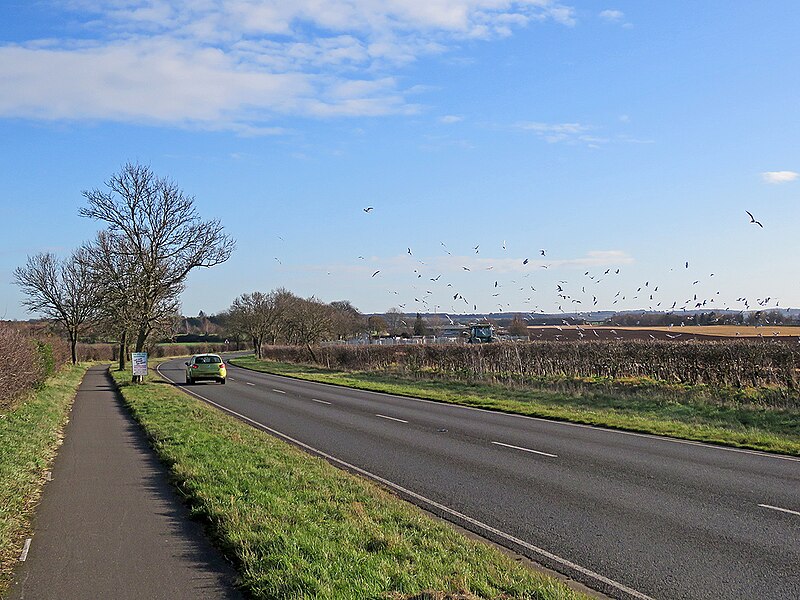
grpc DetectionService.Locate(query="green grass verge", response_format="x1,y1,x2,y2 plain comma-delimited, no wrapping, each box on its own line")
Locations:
230,356,800,457
0,363,90,595
110,367,586,600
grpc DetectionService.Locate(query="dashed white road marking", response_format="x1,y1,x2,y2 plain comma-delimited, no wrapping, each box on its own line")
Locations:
311,398,331,405
245,382,255,386
19,538,31,561
376,414,409,424
272,389,286,394
492,441,558,458
759,503,800,517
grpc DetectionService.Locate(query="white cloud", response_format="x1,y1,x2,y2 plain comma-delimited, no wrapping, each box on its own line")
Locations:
599,9,624,23
546,6,577,27
761,170,798,184
513,120,651,146
514,121,596,144
440,115,463,123
0,0,577,132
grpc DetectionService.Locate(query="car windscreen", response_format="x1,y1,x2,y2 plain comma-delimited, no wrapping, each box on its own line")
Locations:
195,356,221,364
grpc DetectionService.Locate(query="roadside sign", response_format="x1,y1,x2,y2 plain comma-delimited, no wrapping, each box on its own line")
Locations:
131,352,148,377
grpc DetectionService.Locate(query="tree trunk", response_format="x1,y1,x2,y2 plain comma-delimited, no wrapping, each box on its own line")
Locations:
133,324,150,382
118,330,127,371
306,343,317,364
135,323,148,353
69,331,78,365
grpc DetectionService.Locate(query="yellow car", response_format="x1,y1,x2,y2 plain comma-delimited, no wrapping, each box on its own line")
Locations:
185,353,227,384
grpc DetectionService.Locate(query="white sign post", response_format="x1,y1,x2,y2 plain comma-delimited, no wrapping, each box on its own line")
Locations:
131,352,148,382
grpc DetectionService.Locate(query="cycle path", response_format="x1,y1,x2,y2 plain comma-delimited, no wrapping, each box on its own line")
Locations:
9,365,243,599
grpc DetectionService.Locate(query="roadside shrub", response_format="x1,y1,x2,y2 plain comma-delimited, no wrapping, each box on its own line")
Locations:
35,341,55,380
0,324,70,411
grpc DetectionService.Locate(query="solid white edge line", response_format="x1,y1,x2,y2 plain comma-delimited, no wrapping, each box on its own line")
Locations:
19,538,31,562
225,359,800,463
492,441,557,458
311,398,331,405
375,414,409,424
758,503,800,517
156,360,654,600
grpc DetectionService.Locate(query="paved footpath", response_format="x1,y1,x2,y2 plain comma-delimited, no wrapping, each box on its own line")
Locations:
9,366,243,599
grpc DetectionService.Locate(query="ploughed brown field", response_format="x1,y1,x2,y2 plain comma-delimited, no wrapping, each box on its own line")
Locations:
526,325,800,342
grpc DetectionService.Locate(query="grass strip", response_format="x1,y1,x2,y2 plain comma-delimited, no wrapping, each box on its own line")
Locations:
110,367,586,600
0,363,89,595
230,356,800,457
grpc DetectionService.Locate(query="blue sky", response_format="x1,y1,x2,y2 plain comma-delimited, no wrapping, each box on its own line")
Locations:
2,1,799,321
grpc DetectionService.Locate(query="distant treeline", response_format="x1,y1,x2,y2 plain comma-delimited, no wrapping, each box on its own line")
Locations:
603,309,796,327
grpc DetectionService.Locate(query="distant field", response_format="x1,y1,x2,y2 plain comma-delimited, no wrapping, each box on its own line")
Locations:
604,325,800,337
527,325,800,340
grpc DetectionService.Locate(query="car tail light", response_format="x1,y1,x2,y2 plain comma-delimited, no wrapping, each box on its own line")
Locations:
192,364,198,369
219,363,225,369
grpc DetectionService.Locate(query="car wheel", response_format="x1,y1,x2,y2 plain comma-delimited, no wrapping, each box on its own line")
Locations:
219,378,226,384
186,376,192,385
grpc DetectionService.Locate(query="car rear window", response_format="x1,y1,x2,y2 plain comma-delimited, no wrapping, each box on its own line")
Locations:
195,356,221,364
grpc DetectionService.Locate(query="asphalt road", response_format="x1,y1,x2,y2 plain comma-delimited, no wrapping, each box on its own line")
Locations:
159,356,800,600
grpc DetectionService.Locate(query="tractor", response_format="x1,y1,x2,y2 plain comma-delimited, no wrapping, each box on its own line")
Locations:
467,322,496,343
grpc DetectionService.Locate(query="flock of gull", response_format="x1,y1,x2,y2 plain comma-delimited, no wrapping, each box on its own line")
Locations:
272,207,777,332
355,208,775,324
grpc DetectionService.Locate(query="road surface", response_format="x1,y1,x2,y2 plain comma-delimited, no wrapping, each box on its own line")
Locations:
159,356,800,600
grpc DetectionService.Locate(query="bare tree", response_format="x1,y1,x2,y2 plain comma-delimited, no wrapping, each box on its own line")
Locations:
267,288,298,344
330,300,366,340
508,314,530,337
14,249,99,364
225,291,287,358
80,163,235,355
367,315,388,335
285,297,335,362
427,313,444,337
82,231,137,370
384,308,407,336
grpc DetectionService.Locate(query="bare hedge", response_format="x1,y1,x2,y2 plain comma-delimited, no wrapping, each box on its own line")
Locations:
149,343,241,358
73,342,242,362
0,324,70,411
258,340,800,390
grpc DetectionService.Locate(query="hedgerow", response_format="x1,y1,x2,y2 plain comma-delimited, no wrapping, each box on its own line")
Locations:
258,340,800,398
